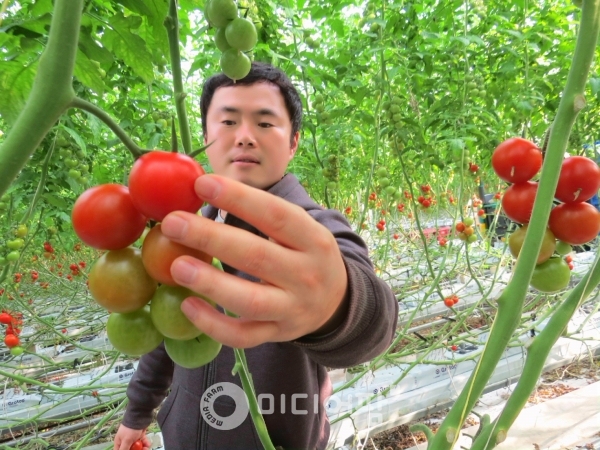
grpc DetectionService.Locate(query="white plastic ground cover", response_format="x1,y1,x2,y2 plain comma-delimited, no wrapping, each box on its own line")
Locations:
0,332,112,380
0,360,137,431
326,310,600,449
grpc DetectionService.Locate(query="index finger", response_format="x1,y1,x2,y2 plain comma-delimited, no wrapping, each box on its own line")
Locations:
195,174,319,250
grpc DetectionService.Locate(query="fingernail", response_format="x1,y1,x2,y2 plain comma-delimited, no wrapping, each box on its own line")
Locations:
161,214,188,239
196,176,221,200
172,259,198,284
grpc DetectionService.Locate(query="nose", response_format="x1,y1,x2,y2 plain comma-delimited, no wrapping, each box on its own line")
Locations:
235,122,256,147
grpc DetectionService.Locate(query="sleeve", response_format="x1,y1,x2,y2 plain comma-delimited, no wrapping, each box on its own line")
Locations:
291,210,399,369
121,342,175,429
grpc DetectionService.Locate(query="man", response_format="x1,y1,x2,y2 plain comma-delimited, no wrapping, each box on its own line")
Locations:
114,62,398,450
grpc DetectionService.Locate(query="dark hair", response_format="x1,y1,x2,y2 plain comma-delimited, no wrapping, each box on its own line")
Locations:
200,62,303,146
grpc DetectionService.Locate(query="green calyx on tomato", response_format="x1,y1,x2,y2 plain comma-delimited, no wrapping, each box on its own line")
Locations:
106,306,163,356
164,334,222,369
530,257,571,293
508,225,556,265
88,247,157,313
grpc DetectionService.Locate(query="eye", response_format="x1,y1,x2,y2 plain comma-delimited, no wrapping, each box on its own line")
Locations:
222,120,235,125
259,123,273,128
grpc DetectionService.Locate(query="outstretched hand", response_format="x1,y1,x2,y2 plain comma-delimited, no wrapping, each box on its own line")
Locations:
160,174,349,348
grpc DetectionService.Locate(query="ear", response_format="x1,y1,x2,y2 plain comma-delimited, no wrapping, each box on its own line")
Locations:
289,132,300,159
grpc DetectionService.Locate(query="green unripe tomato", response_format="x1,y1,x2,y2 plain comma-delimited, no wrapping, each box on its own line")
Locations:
164,334,221,369
215,27,232,51
378,177,390,188
555,240,572,256
508,225,556,265
0,257,7,266
225,17,258,52
15,225,28,238
314,93,324,103
467,234,478,243
220,48,251,81
7,239,24,250
6,251,20,262
463,217,474,227
385,186,397,197
376,167,388,178
10,346,24,357
530,257,571,293
68,169,81,179
207,0,238,28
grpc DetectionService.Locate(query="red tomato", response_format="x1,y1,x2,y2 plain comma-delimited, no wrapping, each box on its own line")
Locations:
492,137,542,183
4,334,19,348
130,440,143,450
72,184,147,250
501,181,538,223
142,225,212,286
548,202,600,245
128,151,205,221
0,313,12,324
444,298,454,308
555,156,600,204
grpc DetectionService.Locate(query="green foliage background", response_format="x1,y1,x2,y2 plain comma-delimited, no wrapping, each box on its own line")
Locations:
0,0,599,225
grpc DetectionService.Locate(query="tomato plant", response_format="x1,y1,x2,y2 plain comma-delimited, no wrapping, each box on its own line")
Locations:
529,257,571,293
88,247,157,313
106,306,163,356
554,156,600,203
501,181,538,224
150,285,210,340
164,333,222,369
508,225,556,265
492,137,542,183
128,151,206,222
72,184,147,250
141,224,212,286
548,202,600,245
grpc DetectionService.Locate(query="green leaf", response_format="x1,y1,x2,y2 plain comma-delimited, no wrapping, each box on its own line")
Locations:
102,15,155,83
42,193,69,210
74,50,106,95
0,60,38,124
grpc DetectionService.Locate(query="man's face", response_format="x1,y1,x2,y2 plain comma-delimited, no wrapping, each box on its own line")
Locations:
204,82,299,190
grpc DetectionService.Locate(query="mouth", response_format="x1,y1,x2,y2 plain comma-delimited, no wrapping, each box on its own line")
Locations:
232,156,259,164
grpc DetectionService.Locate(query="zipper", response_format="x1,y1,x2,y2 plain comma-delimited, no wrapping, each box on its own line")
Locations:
199,359,216,449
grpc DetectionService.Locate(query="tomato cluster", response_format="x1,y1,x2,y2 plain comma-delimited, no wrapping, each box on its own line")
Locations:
493,138,600,245
492,137,600,293
71,151,222,367
455,217,477,243
443,295,459,308
0,311,24,356
204,0,259,81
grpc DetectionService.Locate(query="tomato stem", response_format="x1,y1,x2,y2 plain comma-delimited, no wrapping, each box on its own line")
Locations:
426,1,600,448
165,0,193,155
0,0,82,198
471,251,600,449
69,97,143,159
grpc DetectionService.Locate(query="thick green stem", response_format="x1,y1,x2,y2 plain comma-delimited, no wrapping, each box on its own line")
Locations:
0,0,82,197
165,0,193,154
471,250,600,449
69,97,144,159
427,1,600,448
